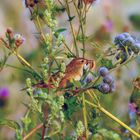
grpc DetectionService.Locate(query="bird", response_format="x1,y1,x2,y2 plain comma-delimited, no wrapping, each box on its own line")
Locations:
59,58,95,88
33,58,96,92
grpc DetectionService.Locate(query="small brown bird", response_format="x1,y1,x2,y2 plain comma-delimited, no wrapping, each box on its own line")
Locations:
34,58,95,90
59,58,95,88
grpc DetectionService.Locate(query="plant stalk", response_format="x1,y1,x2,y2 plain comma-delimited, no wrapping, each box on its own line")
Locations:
85,100,140,138
82,93,88,139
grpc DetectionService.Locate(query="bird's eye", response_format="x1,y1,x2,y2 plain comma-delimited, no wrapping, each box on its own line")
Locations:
81,60,84,63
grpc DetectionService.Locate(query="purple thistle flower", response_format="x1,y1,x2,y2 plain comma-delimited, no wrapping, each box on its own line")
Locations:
0,87,9,107
0,87,9,98
84,73,94,83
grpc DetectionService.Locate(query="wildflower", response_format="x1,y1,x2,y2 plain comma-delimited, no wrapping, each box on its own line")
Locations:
84,72,94,83
98,82,110,94
98,67,115,94
14,34,25,47
0,87,9,107
98,67,109,77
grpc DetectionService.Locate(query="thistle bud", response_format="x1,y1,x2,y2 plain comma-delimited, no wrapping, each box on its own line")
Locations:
6,28,14,38
26,78,32,88
76,121,84,137
14,34,25,47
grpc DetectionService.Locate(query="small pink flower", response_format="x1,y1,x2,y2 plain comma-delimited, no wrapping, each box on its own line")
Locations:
14,34,25,47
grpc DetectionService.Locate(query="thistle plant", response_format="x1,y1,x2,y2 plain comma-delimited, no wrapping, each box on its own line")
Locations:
0,0,140,140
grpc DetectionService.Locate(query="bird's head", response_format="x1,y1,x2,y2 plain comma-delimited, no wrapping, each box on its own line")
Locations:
65,58,96,73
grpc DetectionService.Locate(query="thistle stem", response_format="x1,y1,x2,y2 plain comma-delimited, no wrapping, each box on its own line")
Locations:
13,51,33,70
72,0,86,58
65,0,79,57
82,93,88,139
13,50,42,79
23,123,43,140
41,124,46,140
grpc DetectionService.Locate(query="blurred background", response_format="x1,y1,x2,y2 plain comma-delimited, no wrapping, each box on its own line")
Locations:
0,0,140,139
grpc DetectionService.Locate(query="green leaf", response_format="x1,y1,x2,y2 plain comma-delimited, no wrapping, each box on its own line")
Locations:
100,58,114,69
55,28,67,34
15,129,22,140
64,96,82,119
65,137,74,140
0,119,20,130
68,16,75,21
72,80,81,88
88,123,98,134
22,117,31,132
95,129,121,140
54,5,66,13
